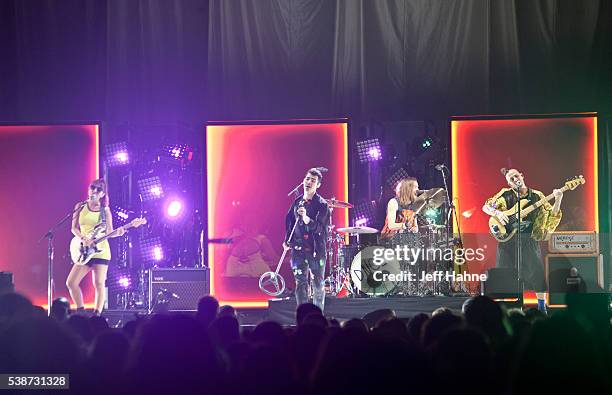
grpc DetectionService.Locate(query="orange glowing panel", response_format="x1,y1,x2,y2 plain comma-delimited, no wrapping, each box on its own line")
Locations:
206,121,349,307
451,114,598,296
0,124,100,307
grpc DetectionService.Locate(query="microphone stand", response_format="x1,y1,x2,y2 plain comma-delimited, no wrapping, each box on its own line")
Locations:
437,165,465,294
38,201,87,315
287,167,327,198
287,183,303,198
514,183,523,305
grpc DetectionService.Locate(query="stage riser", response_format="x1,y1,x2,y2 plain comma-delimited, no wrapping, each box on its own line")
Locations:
266,296,470,325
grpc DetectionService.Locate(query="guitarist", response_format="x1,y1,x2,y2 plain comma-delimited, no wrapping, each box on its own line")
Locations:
66,179,125,316
482,168,563,312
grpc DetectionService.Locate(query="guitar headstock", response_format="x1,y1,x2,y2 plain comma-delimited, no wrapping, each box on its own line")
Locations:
564,175,585,191
127,217,147,228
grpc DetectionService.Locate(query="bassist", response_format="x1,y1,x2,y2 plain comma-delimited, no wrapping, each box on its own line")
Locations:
482,168,563,312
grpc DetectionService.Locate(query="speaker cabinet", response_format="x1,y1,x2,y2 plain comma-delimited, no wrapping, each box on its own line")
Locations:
149,268,210,311
545,254,603,306
481,268,520,300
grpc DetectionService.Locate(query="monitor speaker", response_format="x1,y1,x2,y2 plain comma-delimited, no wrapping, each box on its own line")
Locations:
481,268,520,300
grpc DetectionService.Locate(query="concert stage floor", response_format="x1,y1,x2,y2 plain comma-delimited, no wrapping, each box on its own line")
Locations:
102,296,471,327
264,295,471,326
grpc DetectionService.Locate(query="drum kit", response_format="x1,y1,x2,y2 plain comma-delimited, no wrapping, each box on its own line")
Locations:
259,187,459,298
325,187,454,298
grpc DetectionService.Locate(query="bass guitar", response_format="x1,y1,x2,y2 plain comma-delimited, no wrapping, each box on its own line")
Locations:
488,176,584,242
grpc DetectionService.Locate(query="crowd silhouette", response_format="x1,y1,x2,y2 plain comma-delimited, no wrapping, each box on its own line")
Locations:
0,292,609,395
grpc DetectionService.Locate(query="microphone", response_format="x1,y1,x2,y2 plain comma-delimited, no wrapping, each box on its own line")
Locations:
296,199,306,223
315,167,328,172
434,164,446,171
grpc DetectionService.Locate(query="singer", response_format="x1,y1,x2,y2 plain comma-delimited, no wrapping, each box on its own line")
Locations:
283,168,329,310
66,179,125,315
482,168,563,312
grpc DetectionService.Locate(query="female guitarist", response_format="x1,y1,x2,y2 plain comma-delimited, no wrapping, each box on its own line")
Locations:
66,179,125,315
482,168,563,313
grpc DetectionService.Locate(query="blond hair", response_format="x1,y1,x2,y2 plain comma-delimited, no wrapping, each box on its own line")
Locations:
396,177,418,207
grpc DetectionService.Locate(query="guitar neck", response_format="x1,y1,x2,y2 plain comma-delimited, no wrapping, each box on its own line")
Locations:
94,224,129,244
521,185,568,216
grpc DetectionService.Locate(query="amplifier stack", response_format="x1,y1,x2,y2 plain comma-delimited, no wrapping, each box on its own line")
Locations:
545,231,604,306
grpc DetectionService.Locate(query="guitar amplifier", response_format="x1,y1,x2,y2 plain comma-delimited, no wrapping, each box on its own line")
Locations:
548,232,598,254
545,253,604,306
148,268,210,311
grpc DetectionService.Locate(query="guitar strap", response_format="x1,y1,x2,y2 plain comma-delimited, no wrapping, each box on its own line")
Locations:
99,203,107,230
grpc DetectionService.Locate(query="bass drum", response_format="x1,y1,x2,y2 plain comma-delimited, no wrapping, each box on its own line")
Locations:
350,245,401,296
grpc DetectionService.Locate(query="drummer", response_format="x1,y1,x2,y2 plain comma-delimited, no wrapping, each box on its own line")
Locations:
380,177,420,242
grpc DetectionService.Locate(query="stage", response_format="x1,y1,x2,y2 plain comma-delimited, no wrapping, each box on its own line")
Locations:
265,295,471,325
102,295,472,327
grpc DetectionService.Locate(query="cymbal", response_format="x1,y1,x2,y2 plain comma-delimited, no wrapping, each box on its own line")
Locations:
325,198,354,209
336,226,378,234
414,187,446,212
419,224,445,230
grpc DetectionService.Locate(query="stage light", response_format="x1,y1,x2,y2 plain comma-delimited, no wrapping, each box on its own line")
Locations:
105,142,130,167
117,276,131,289
421,137,433,149
356,138,382,163
111,206,134,226
368,147,382,161
353,200,377,227
153,246,163,261
151,186,162,197
140,236,164,263
355,217,369,227
161,143,193,163
137,176,164,201
165,198,184,218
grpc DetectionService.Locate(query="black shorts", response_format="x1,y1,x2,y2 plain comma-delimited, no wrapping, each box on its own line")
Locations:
86,258,110,267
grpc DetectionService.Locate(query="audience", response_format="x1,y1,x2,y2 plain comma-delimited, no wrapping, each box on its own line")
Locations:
0,291,609,395
196,295,219,328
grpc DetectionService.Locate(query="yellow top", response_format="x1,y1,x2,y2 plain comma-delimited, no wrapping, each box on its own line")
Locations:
485,188,562,241
79,204,111,260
